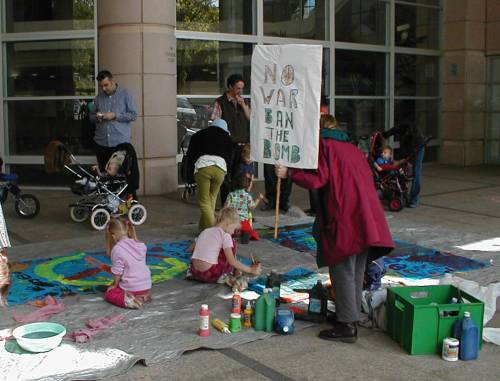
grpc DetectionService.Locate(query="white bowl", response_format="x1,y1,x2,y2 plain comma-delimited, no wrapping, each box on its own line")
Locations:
13,322,66,353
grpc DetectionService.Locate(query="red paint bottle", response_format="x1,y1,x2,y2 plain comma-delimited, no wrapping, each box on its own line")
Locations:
199,304,210,337
232,292,241,314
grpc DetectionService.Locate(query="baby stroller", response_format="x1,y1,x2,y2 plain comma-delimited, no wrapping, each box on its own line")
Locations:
368,131,413,212
44,141,147,230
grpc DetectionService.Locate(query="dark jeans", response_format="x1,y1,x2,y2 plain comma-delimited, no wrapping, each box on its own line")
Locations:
263,163,293,208
220,143,245,205
308,189,320,213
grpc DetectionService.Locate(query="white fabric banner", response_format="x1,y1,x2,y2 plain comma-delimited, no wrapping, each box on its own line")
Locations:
250,44,322,169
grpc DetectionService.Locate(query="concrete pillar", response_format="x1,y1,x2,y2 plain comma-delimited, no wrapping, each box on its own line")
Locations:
97,0,177,195
441,0,486,165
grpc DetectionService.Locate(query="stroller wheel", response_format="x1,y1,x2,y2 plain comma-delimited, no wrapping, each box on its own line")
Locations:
90,208,111,230
128,204,147,226
70,206,90,223
388,198,403,212
15,194,40,219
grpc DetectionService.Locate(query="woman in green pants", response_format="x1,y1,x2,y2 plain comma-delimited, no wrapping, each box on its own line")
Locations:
186,119,233,230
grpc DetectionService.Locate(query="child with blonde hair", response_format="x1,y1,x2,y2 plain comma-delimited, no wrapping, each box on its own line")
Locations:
189,207,262,283
104,217,151,309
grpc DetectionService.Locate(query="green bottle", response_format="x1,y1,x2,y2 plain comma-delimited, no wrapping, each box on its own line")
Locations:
254,289,268,331
264,288,276,332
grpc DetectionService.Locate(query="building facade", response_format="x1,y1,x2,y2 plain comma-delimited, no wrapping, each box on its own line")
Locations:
0,1,498,194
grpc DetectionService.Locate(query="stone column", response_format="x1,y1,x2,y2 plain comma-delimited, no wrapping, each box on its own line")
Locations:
486,0,500,160
441,0,486,165
97,0,177,194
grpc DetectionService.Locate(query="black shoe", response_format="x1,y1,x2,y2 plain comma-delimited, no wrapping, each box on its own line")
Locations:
326,311,337,324
280,203,291,213
260,202,275,211
318,322,357,343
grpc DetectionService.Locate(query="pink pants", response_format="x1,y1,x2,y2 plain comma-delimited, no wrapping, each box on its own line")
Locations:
190,245,235,283
104,286,150,308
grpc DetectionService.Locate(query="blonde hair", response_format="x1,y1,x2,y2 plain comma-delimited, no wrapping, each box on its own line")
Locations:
321,114,340,130
105,217,138,255
216,207,240,226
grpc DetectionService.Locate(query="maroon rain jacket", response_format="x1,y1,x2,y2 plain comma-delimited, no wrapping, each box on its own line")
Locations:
291,136,394,266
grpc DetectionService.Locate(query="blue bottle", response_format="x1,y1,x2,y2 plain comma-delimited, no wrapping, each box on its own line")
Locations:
454,311,480,361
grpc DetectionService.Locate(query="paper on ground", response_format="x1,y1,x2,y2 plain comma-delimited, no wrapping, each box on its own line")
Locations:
456,238,500,252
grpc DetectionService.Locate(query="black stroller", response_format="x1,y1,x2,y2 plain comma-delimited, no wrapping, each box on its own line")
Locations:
45,141,147,230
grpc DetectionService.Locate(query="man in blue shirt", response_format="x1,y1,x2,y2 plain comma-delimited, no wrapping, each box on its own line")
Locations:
89,70,138,171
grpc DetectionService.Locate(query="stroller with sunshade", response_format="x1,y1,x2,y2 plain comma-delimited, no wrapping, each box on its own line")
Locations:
44,141,147,230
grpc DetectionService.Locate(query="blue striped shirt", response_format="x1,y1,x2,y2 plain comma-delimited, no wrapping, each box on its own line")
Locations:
90,86,138,147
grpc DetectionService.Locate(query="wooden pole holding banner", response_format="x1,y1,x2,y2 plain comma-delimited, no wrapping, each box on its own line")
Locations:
274,178,282,239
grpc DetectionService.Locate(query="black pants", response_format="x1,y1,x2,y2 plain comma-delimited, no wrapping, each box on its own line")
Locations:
95,143,117,172
263,163,293,208
308,189,320,213
220,143,245,205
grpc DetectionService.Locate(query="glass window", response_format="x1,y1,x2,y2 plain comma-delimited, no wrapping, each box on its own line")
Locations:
177,40,253,95
177,97,216,152
6,39,95,97
396,0,440,6
395,54,439,97
394,99,439,138
336,50,386,96
335,99,386,141
395,3,439,49
176,0,255,34
4,0,94,33
6,99,95,156
335,0,386,45
264,0,327,40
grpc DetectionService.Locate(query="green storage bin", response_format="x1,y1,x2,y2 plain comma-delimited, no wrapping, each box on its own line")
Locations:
386,285,484,355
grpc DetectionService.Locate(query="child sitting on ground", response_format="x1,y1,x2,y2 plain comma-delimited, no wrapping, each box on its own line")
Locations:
225,175,264,242
104,217,151,309
374,146,406,174
189,207,262,284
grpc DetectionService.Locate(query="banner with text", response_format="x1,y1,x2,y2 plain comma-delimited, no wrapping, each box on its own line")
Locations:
250,44,322,169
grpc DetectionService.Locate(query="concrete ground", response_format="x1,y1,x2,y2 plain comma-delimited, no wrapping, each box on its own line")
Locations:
3,164,500,381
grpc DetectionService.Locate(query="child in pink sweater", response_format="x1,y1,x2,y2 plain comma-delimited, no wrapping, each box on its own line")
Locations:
104,217,151,309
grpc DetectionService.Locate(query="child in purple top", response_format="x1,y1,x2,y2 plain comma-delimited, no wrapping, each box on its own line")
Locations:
104,217,151,309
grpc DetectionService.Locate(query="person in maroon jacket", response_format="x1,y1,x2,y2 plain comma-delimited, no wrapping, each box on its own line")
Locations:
275,115,394,343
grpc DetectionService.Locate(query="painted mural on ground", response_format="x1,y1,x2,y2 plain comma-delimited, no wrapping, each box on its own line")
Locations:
8,241,193,305
267,225,490,279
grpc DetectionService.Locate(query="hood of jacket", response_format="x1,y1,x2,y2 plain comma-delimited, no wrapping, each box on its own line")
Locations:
116,238,147,261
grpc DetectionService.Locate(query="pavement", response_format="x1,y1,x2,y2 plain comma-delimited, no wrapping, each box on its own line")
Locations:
2,164,500,381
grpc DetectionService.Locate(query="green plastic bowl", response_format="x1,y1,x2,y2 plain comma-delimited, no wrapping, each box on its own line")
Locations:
13,322,66,353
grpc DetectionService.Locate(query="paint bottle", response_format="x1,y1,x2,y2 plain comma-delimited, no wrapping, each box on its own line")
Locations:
243,301,254,328
264,288,276,332
254,289,269,331
232,292,241,314
212,319,231,334
198,304,210,337
442,337,459,361
455,311,480,361
308,281,328,319
267,270,282,306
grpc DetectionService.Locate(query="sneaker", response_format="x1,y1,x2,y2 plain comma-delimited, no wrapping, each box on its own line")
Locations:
124,292,144,309
217,273,231,284
408,203,417,208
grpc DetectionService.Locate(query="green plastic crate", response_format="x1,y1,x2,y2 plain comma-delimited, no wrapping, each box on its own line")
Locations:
386,285,484,355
